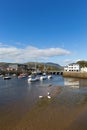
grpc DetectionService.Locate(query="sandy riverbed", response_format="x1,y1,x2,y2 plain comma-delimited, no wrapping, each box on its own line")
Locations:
0,85,87,130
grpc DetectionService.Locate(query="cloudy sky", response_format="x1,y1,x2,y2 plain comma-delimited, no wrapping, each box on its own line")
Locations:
0,0,87,65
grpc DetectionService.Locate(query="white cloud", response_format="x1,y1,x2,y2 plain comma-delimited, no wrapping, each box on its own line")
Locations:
63,59,73,64
76,59,82,62
0,44,71,63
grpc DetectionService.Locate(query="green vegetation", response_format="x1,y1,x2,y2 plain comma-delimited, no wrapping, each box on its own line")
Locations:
26,62,63,71
0,61,63,75
77,60,87,67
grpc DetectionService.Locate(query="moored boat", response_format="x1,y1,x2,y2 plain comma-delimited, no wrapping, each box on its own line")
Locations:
47,75,52,79
40,73,47,80
18,73,27,79
28,75,40,82
3,76,11,80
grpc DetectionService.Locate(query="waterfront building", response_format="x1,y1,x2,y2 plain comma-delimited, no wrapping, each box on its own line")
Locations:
64,63,80,72
8,64,28,71
0,66,4,71
81,67,87,72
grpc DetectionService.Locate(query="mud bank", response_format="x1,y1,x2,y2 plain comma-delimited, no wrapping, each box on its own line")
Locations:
0,85,87,130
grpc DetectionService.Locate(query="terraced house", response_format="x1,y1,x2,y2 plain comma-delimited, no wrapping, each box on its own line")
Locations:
8,64,28,71
64,63,80,72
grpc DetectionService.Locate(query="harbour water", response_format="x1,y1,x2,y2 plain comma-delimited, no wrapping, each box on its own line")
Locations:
1,75,87,130
0,75,64,107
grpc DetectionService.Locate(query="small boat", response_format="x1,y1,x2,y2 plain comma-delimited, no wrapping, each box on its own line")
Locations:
12,74,16,77
0,74,3,77
28,75,40,82
40,73,47,80
28,75,32,78
47,75,52,79
18,74,27,79
3,76,11,80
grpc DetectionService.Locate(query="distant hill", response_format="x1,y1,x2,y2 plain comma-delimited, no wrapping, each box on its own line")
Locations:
0,62,23,69
0,62,10,68
45,62,62,68
26,61,62,67
0,61,63,71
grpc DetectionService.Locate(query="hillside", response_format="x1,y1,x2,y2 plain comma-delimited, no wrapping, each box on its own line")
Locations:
0,62,63,71
26,62,63,71
76,60,87,67
45,62,62,69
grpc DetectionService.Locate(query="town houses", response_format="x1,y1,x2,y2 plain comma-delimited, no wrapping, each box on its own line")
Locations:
64,63,87,72
64,63,80,72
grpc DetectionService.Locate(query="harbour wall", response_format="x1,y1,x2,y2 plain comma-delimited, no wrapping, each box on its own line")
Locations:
63,71,87,79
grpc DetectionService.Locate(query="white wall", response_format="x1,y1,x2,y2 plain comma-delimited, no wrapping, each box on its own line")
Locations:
81,67,87,72
64,64,80,71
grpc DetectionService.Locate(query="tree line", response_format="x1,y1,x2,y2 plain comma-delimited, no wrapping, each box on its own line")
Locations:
76,61,87,68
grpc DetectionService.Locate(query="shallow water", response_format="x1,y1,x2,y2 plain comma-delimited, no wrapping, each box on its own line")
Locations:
0,75,64,107
0,75,87,130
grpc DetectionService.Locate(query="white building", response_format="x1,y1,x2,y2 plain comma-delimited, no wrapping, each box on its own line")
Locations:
64,63,80,72
8,64,28,71
81,67,87,72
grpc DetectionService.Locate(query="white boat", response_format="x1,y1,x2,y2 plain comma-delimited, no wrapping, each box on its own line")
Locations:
3,76,11,80
47,75,52,79
28,75,40,82
40,73,47,80
0,74,3,77
12,74,16,77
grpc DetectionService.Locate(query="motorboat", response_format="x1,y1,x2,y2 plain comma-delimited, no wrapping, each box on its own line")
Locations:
47,75,52,79
40,73,47,80
28,75,40,82
3,76,11,80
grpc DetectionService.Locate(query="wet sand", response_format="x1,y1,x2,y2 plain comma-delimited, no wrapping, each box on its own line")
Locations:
0,85,87,130
66,106,87,130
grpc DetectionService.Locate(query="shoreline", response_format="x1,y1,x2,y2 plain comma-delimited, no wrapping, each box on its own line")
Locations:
13,89,87,130
63,71,87,79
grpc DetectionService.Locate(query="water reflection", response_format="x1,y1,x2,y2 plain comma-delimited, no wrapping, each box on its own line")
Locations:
1,75,87,107
1,76,87,130
64,78,87,91
64,78,79,88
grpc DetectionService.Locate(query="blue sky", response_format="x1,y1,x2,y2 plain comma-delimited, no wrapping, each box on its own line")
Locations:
0,0,87,65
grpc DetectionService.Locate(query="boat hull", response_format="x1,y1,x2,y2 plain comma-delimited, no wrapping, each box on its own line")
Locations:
3,77,11,80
